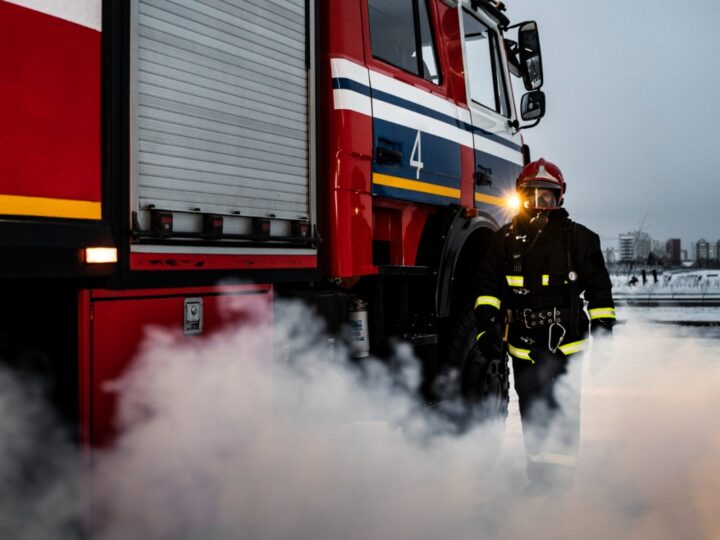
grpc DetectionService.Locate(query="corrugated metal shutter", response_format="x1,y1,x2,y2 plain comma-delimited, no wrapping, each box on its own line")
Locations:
135,0,308,221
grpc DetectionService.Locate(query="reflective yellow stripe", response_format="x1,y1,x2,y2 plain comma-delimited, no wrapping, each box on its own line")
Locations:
0,194,102,220
475,295,501,310
510,340,588,359
506,275,524,287
558,339,589,356
508,344,533,362
542,274,550,286
373,173,460,199
528,452,577,468
476,331,486,341
589,307,616,320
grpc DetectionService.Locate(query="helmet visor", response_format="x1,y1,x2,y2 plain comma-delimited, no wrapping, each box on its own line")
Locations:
520,187,559,209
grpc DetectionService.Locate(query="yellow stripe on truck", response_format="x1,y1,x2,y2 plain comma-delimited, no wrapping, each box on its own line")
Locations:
0,194,101,220
474,193,506,206
373,173,460,199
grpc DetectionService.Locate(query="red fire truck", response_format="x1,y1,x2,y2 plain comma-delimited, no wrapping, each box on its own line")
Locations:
0,0,545,445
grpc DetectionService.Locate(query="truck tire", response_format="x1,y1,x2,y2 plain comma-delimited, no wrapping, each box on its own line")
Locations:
441,307,509,429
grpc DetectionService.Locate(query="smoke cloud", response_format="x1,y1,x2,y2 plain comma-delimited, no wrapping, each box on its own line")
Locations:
0,369,82,539
0,301,719,539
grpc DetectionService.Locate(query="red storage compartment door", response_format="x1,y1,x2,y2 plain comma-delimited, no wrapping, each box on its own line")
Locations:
79,284,272,447
0,0,102,220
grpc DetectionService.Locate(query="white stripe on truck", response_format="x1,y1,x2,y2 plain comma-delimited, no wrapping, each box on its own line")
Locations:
5,0,101,31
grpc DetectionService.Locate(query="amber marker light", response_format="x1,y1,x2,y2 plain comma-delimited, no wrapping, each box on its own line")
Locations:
84,247,118,264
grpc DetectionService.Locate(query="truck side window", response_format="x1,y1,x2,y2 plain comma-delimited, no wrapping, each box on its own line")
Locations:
368,0,441,84
463,10,510,116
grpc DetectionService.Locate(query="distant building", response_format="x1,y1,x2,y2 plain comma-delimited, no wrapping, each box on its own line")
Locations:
618,231,651,262
717,240,720,263
618,234,635,262
696,238,710,264
681,249,688,261
666,238,681,265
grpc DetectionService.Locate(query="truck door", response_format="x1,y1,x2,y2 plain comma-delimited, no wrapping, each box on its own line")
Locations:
365,0,463,206
460,4,523,224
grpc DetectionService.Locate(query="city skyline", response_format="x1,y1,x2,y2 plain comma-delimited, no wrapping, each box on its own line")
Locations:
606,230,720,263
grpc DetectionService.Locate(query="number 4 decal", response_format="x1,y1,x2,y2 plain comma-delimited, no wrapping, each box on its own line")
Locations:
410,131,424,179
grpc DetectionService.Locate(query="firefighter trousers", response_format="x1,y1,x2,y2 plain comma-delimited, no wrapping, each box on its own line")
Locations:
512,350,583,488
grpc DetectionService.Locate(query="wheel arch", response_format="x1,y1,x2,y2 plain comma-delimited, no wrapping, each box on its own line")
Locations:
435,211,498,319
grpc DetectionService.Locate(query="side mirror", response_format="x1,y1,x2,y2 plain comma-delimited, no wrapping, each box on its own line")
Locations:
518,21,543,91
520,90,545,121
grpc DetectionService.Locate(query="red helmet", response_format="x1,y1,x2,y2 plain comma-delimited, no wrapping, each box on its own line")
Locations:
516,158,565,210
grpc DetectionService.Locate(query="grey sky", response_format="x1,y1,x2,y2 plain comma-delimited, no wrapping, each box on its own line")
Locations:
506,0,720,249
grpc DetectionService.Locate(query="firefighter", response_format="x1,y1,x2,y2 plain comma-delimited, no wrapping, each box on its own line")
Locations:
473,158,615,495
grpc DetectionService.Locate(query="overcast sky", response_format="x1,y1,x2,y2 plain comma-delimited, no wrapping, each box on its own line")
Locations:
505,0,720,249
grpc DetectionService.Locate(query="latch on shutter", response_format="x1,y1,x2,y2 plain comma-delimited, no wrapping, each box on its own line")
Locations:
184,298,203,335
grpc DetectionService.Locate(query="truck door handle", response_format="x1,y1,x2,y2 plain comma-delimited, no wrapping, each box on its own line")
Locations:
376,147,403,165
475,165,493,186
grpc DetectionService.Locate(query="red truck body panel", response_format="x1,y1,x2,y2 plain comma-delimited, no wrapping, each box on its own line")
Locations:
0,1,101,220
79,284,272,446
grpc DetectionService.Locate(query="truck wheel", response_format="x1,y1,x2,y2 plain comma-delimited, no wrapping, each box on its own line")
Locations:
441,308,509,429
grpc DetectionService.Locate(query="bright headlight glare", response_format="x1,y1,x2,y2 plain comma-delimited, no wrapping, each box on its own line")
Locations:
507,194,521,211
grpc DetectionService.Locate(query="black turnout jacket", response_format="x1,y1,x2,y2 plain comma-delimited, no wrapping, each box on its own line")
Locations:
474,209,615,360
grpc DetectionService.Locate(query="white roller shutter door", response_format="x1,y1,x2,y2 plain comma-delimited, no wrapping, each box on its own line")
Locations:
133,0,309,221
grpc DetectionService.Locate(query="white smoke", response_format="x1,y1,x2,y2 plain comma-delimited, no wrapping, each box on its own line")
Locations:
0,301,719,539
0,369,82,539
90,299,509,540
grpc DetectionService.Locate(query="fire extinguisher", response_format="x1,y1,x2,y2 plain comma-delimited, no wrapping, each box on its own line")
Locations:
348,297,370,358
